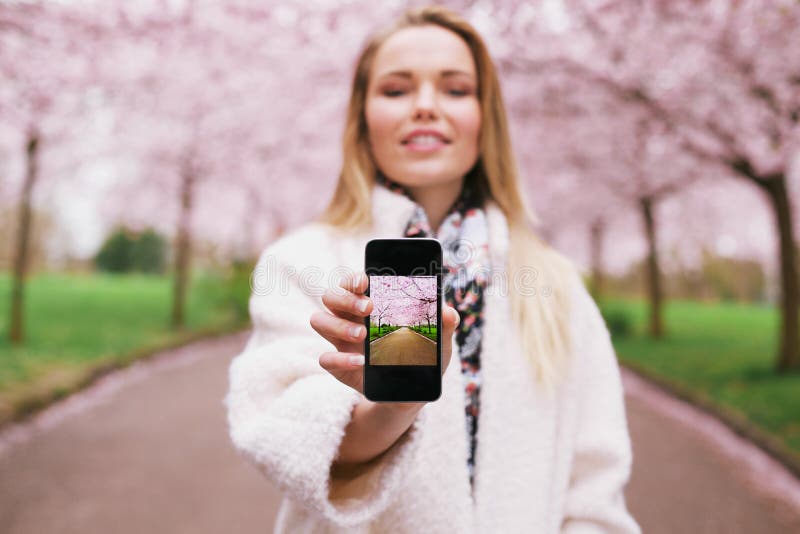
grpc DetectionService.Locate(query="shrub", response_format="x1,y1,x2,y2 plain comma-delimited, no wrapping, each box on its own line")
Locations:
131,229,167,274
599,305,633,338
94,227,135,272
94,226,167,274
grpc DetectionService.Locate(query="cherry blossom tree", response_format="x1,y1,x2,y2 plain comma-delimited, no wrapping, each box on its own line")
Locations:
3,0,796,372
565,0,799,369
369,275,437,331
498,0,799,370
0,1,107,343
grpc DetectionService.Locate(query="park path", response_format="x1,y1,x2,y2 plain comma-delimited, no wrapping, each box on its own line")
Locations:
1,332,799,533
369,326,436,365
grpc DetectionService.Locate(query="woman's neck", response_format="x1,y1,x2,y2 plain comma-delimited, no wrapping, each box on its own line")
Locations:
406,177,465,235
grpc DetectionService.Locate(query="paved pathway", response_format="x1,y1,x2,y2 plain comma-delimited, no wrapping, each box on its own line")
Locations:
369,326,436,365
0,332,278,534
1,332,799,533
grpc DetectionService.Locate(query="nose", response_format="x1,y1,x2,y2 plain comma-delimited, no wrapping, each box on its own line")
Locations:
412,81,439,120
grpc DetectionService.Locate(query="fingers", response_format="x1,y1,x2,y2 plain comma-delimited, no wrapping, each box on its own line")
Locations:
340,271,369,295
322,285,371,321
319,351,365,370
310,310,367,350
318,351,365,395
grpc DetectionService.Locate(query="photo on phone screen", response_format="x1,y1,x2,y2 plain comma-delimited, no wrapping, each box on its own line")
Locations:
363,238,441,402
368,275,438,365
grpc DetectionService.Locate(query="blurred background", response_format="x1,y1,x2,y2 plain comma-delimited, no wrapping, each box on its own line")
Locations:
1,0,799,532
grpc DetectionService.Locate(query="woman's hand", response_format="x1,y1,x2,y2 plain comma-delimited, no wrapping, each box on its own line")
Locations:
310,271,460,398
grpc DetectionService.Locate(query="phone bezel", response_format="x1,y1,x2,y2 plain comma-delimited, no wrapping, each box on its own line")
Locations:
363,238,443,402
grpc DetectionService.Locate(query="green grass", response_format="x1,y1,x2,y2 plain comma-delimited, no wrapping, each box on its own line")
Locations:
369,324,401,342
0,270,249,422
409,325,437,341
605,297,800,458
368,324,438,342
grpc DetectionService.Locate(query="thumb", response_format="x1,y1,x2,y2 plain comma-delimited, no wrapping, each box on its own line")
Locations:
445,305,460,331
441,305,459,375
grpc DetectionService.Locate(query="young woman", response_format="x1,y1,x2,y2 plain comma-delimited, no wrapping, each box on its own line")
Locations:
225,6,640,533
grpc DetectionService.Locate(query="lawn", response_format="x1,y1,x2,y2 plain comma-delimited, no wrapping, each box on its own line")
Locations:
368,324,438,342
369,324,401,342
0,270,249,422
603,297,800,458
410,325,437,342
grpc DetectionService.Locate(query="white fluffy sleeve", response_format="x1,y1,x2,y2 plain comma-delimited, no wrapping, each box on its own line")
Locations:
561,275,642,534
223,242,427,528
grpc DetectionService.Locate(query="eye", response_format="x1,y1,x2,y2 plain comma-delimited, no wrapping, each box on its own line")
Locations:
448,89,469,96
383,89,405,97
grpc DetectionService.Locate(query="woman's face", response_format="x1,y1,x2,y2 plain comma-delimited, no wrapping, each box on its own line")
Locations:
365,25,481,189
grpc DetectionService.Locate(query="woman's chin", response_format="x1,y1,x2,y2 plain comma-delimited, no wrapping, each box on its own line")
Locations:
392,168,463,187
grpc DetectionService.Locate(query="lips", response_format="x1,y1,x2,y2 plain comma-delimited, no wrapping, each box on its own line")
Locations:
401,129,450,144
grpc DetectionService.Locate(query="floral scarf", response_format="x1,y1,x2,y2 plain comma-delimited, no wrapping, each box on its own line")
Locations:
375,172,491,490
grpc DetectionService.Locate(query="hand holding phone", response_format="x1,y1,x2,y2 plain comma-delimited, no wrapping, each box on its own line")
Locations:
363,238,453,402
311,269,459,399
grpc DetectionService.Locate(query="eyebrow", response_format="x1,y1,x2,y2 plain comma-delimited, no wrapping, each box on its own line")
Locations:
376,69,476,80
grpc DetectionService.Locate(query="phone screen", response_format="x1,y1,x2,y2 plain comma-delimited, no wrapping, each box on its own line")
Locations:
363,238,442,402
367,275,438,365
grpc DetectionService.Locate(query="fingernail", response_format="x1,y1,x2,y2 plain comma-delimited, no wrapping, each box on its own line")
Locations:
350,326,362,338
349,355,365,365
358,298,369,312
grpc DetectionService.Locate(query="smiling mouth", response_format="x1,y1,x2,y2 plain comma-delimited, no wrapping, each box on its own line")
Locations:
401,136,450,146
402,140,449,154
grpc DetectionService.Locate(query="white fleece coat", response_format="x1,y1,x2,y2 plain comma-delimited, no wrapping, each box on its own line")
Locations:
224,183,641,534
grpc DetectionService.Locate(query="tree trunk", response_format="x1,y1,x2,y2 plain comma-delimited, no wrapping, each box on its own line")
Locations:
589,216,605,303
171,162,194,329
640,196,664,338
9,131,39,345
760,176,800,372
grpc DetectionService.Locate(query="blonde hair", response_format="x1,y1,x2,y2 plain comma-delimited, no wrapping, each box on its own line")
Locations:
317,6,578,394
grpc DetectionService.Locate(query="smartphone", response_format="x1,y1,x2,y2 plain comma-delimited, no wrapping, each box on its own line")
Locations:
363,238,443,402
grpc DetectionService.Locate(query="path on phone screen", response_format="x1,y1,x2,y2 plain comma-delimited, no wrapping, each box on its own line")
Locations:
369,326,436,365
0,332,799,533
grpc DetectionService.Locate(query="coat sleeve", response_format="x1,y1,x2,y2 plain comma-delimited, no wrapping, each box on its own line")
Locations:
223,242,427,528
560,275,642,534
